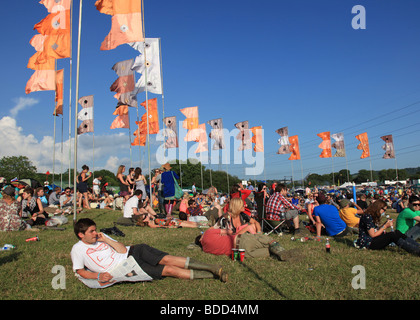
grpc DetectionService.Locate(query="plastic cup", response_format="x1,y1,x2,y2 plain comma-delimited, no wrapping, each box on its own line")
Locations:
239,249,245,262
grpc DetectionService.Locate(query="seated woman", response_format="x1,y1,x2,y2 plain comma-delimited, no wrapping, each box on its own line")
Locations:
22,186,48,226
356,199,420,256
217,198,261,235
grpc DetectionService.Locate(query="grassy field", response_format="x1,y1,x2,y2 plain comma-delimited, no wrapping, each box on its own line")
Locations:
0,208,419,301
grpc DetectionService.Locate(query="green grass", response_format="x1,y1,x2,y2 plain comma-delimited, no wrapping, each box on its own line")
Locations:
0,209,419,300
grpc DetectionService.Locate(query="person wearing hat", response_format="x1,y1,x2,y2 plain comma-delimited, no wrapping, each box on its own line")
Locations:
313,193,350,238
338,198,364,230
0,186,27,231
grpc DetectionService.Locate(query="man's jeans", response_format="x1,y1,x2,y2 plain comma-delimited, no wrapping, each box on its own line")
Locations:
406,224,420,241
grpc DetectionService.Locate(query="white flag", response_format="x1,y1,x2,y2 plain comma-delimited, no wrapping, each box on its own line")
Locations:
77,107,93,121
128,38,162,95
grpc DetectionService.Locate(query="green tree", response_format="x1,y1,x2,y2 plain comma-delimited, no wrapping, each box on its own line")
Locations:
0,156,37,180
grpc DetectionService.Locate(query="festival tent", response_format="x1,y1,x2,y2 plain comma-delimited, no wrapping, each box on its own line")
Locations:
11,178,42,190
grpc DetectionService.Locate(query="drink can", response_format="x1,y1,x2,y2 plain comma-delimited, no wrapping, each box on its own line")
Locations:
231,248,239,261
239,249,245,262
26,236,40,242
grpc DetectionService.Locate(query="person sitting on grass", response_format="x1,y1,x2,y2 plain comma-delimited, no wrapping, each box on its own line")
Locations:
123,190,157,223
217,198,261,235
0,186,27,231
312,193,352,238
396,195,420,241
355,200,420,256
338,198,364,233
22,186,47,227
71,218,228,285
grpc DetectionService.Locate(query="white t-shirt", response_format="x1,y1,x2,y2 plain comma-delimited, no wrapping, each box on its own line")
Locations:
93,178,100,192
123,196,139,218
71,234,129,273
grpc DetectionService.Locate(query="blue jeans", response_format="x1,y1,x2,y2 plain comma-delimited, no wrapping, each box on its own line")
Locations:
406,224,420,241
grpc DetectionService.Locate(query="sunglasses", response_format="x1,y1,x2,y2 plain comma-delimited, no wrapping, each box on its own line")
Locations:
412,203,420,206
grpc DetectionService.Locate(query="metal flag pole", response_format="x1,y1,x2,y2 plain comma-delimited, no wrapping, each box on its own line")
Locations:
68,0,74,187
142,0,153,208
73,0,83,222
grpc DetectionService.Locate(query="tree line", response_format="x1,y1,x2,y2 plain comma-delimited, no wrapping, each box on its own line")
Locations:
1,156,418,192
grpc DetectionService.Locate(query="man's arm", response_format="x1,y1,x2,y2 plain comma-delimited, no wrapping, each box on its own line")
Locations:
97,232,127,254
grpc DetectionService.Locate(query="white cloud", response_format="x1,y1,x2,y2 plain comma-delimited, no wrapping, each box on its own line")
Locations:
9,97,39,118
0,116,133,174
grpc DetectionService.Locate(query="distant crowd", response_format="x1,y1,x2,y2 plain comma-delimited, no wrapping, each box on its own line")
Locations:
1,164,419,288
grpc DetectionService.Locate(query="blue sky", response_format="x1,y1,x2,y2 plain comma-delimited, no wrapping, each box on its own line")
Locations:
1,0,420,183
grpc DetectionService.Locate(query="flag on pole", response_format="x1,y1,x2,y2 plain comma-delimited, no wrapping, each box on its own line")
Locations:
110,105,130,129
40,0,71,12
139,98,160,134
331,132,346,157
207,118,225,150
132,122,146,146
180,107,199,142
288,135,301,160
317,131,332,158
355,132,370,159
54,69,64,116
77,95,94,135
95,0,144,51
380,135,395,159
251,126,264,152
111,59,138,107
163,116,179,149
129,38,163,95
275,127,290,154
33,9,71,64
234,121,251,151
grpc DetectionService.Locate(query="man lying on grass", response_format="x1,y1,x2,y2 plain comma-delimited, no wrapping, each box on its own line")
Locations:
71,218,227,288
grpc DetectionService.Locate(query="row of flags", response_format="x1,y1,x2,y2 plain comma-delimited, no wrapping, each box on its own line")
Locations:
276,129,396,160
25,0,71,116
24,1,398,166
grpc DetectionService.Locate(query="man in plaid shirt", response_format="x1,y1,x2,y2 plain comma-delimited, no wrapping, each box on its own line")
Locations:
265,183,302,234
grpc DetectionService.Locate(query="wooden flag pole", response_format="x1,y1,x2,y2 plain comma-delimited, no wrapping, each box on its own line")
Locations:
73,0,83,222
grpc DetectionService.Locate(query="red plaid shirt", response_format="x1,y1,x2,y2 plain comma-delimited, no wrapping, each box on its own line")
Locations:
265,192,299,221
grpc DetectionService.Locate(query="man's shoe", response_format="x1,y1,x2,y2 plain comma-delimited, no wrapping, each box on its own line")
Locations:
269,242,286,261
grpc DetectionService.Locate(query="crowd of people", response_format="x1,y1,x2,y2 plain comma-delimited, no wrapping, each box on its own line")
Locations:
1,165,419,287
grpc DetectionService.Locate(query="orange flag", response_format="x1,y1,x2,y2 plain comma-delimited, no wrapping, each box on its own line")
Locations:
355,132,370,159
27,35,56,70
96,0,144,51
194,124,208,154
140,98,159,134
110,114,130,129
180,106,199,130
317,131,332,158
251,126,264,152
26,70,56,94
288,135,301,160
113,105,129,116
33,10,71,35
40,0,71,13
132,121,146,146
54,69,64,116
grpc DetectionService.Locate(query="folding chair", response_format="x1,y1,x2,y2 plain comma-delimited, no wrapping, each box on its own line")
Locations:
261,203,286,235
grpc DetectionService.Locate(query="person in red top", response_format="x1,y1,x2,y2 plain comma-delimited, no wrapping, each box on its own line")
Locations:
265,183,302,234
223,184,253,216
